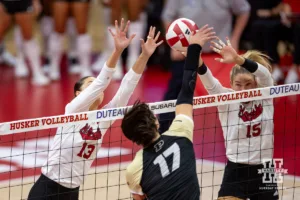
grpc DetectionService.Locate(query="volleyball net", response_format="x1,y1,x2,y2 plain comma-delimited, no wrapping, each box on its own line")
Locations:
0,83,300,200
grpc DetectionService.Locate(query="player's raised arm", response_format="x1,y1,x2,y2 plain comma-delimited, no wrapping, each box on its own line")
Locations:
175,25,216,119
103,26,163,110
211,37,273,87
66,19,136,113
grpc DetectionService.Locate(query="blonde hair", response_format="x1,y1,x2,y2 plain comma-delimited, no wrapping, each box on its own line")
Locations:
230,50,272,83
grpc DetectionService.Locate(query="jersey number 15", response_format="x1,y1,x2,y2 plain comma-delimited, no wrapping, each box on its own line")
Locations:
153,143,181,178
246,123,261,138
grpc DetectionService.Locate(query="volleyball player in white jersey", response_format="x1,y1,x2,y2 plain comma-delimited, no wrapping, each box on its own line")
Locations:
27,20,163,199
198,37,278,200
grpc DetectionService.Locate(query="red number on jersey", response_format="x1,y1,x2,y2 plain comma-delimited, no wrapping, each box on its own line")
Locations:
246,123,261,138
77,143,96,159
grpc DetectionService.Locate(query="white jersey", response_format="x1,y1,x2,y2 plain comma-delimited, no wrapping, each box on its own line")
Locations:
199,63,274,164
41,64,141,188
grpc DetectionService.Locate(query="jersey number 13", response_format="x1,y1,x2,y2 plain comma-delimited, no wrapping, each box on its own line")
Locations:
153,143,181,178
77,143,95,159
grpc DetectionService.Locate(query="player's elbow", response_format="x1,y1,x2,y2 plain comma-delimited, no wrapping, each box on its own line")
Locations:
132,194,146,200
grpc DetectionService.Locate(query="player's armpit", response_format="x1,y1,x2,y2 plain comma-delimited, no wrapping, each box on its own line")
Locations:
217,196,243,200
165,114,194,142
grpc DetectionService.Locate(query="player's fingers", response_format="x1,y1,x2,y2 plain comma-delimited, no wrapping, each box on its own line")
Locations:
150,26,156,38
211,46,221,54
215,58,224,63
108,28,115,37
206,36,218,42
211,41,222,50
120,18,125,32
154,31,161,42
226,37,232,46
218,38,226,47
198,24,208,33
114,20,119,33
203,27,214,34
156,40,164,47
140,38,145,47
205,32,216,38
124,20,130,33
148,26,152,38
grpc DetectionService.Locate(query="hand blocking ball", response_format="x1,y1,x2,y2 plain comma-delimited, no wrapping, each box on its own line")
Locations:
166,18,198,52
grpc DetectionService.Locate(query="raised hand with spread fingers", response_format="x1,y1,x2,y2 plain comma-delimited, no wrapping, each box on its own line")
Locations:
211,37,245,65
108,18,136,52
140,26,164,58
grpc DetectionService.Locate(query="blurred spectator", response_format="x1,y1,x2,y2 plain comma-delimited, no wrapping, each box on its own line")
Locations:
283,0,300,83
159,0,250,133
247,0,300,83
0,0,49,86
48,0,93,81
38,0,81,75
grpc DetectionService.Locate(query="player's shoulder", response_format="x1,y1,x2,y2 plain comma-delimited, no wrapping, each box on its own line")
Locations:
163,114,194,142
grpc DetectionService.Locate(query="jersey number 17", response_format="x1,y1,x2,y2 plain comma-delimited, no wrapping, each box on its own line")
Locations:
153,143,181,178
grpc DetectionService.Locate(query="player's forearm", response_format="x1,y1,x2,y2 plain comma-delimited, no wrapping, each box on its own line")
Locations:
105,68,141,109
237,57,273,86
66,65,115,113
106,49,123,69
177,44,202,105
131,53,150,74
175,44,201,117
231,12,249,42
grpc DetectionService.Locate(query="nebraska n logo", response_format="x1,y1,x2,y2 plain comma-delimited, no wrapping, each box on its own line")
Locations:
167,20,198,47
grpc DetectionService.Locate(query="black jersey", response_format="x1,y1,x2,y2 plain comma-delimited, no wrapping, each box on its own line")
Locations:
126,115,200,200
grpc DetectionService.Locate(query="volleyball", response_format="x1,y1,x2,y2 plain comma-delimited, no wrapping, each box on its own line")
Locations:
166,18,199,52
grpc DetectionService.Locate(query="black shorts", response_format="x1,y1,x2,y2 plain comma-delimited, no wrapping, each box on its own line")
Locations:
54,0,90,3
218,160,279,200
28,174,79,200
0,0,33,15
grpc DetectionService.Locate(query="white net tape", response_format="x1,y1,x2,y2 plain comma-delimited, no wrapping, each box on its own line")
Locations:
1,83,299,134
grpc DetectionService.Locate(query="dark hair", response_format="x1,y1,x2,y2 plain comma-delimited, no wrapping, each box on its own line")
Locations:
121,100,158,147
74,76,92,97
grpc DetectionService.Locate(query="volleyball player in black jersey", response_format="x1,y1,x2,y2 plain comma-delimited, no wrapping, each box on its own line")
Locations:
121,25,216,200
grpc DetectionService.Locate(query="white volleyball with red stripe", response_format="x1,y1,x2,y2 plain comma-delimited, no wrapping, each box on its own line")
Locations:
166,18,199,52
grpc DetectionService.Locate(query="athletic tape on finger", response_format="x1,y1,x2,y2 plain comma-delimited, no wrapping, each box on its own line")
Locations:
213,48,221,54
227,39,232,46
218,39,226,47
